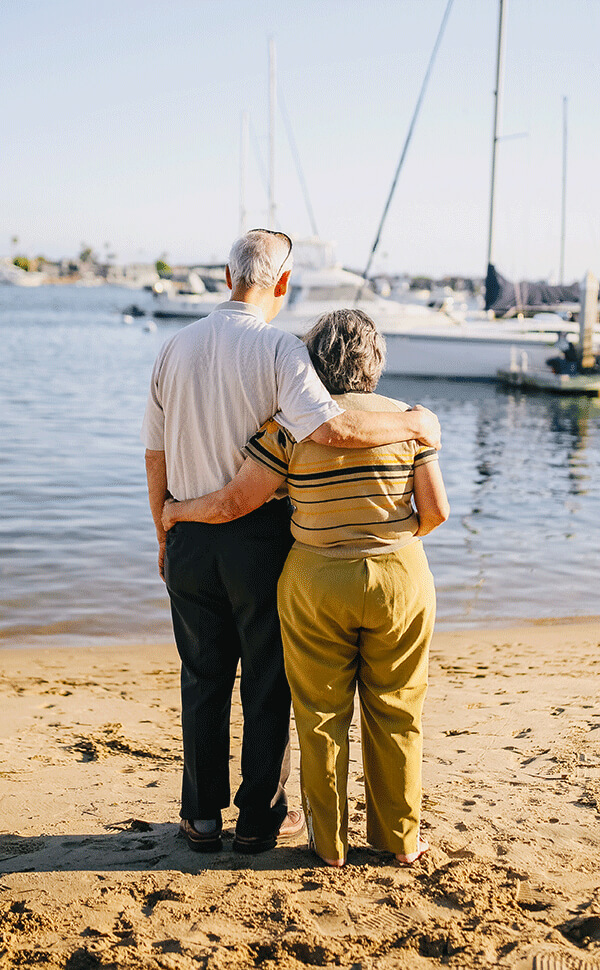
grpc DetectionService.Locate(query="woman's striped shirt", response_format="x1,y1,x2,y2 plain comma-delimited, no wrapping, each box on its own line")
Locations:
244,391,438,558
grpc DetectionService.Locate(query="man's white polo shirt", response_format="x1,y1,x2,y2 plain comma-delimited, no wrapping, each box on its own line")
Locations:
141,301,343,501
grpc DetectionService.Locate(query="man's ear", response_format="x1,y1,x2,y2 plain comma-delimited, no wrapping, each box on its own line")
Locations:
274,269,291,298
225,265,232,290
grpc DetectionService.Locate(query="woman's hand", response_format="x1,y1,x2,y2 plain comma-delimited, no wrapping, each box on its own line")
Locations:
162,497,179,532
159,461,285,530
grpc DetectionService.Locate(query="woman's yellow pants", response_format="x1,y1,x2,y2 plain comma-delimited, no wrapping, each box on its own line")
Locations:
278,541,435,863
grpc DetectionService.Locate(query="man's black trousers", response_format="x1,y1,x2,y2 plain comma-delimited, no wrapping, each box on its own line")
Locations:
164,499,294,836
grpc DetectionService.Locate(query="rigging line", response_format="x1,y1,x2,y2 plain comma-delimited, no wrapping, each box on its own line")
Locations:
361,0,454,286
249,117,270,207
248,116,285,231
278,86,320,238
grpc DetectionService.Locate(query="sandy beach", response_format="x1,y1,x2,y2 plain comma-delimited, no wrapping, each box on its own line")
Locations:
1,619,599,969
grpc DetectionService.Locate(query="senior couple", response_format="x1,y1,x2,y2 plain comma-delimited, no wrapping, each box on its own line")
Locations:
142,229,449,868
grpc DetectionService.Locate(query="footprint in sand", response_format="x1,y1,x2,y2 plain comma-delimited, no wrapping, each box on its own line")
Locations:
356,905,415,937
152,939,185,954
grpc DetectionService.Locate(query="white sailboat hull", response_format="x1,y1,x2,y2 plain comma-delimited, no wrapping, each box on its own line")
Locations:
274,303,577,380
148,256,595,381
380,329,558,379
152,293,223,319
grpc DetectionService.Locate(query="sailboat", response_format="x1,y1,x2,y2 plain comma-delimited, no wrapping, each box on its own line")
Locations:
144,10,598,378
150,269,228,320
272,0,597,379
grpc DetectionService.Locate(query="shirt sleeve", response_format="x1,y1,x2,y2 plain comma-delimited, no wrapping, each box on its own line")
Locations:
388,397,437,466
140,354,166,450
244,419,294,477
414,445,439,467
273,342,344,441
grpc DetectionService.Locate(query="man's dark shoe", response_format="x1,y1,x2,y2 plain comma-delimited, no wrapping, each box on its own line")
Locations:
233,809,305,855
179,818,222,853
233,831,277,854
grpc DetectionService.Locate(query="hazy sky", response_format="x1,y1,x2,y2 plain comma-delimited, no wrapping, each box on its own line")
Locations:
3,0,600,278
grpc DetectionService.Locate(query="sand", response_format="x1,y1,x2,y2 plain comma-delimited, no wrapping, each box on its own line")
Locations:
1,619,599,970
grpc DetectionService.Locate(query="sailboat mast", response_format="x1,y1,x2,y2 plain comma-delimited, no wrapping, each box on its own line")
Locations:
559,96,568,284
268,37,277,229
239,111,249,236
361,0,454,285
486,0,507,270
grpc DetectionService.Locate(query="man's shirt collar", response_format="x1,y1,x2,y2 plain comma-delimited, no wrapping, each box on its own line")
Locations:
216,300,266,322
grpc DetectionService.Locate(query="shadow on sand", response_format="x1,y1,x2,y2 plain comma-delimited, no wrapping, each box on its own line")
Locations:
0,826,390,875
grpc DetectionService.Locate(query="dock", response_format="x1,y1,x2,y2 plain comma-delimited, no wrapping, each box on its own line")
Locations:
497,270,600,396
497,367,600,396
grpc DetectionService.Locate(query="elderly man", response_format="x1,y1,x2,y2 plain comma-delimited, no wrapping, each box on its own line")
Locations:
142,228,441,856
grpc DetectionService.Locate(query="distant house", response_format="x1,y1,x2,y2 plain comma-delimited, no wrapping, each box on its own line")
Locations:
106,263,159,289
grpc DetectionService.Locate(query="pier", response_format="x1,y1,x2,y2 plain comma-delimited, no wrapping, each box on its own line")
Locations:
497,271,600,395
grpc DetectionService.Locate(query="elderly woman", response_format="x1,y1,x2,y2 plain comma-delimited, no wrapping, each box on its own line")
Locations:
162,309,449,867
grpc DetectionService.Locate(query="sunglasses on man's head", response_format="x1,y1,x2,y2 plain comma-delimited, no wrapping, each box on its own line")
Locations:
249,228,293,278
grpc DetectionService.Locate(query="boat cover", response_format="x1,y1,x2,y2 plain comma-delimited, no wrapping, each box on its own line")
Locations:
485,264,580,314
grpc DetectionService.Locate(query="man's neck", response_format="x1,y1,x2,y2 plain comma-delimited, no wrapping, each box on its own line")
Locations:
229,284,278,322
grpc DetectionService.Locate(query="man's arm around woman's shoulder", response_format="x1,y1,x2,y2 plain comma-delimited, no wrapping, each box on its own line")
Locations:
308,404,441,451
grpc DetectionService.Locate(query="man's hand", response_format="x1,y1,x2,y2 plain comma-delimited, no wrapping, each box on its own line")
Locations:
411,405,441,451
158,538,166,582
162,497,179,532
145,449,169,582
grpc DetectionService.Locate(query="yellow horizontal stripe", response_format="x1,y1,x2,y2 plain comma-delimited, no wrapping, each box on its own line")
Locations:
291,489,411,506
285,452,415,473
299,502,407,521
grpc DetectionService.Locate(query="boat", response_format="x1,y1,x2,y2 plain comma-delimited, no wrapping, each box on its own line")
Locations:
146,4,598,379
495,269,600,392
141,228,596,379
485,263,580,318
274,0,594,381
122,303,147,325
0,259,46,286
274,0,598,381
150,269,228,319
271,241,591,380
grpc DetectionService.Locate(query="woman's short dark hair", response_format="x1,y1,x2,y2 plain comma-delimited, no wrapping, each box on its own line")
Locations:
304,308,386,394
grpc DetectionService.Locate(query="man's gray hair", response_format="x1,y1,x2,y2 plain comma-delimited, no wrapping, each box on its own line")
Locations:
304,308,386,394
228,230,293,289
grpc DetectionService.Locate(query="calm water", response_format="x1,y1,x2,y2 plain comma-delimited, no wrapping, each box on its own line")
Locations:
1,285,599,648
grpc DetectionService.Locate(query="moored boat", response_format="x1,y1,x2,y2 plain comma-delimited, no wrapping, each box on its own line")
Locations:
151,269,228,319
273,244,593,380
0,259,47,286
